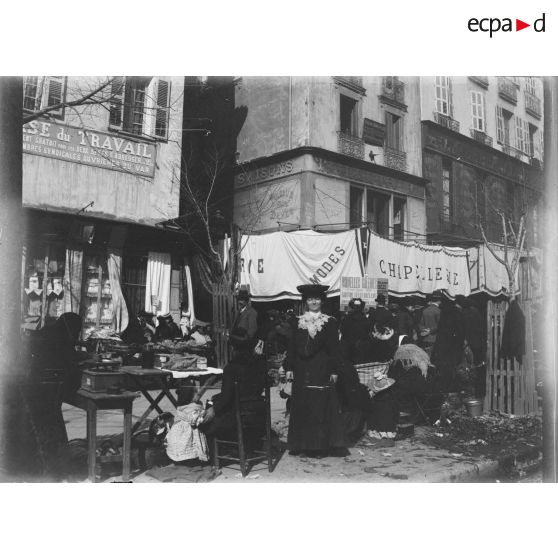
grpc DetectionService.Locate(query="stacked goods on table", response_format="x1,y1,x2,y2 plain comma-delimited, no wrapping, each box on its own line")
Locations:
161,354,208,372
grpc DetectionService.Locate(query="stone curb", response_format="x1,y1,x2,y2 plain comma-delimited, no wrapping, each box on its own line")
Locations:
409,445,543,483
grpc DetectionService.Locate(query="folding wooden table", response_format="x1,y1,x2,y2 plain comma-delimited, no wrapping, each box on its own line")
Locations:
124,366,223,432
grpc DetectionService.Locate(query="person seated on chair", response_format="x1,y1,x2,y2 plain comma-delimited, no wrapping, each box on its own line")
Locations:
200,326,266,445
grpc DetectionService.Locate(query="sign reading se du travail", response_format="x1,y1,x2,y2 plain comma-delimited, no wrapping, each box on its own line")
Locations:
23,119,157,178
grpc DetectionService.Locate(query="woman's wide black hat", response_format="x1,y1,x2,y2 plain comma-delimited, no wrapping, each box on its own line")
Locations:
296,284,329,298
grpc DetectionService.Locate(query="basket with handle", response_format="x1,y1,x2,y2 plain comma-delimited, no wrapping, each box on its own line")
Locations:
354,361,391,389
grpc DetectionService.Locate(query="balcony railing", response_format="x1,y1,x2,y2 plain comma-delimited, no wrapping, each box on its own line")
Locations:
337,131,365,159
434,112,460,132
381,77,405,105
469,76,489,88
470,128,493,146
498,77,518,104
525,91,542,118
500,143,522,158
384,146,407,172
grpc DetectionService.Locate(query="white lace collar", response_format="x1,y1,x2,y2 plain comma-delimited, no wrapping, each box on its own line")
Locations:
298,311,330,338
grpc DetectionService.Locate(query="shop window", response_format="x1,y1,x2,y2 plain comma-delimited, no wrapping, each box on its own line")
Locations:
122,254,148,319
22,244,66,330
23,76,67,119
393,197,406,240
109,76,171,139
82,254,114,333
385,112,403,150
340,94,358,136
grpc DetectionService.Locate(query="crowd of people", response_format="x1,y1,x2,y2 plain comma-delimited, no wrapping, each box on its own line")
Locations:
23,285,487,469
198,285,486,459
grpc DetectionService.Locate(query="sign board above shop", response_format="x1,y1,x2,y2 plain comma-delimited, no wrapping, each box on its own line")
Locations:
340,276,389,311
23,120,157,178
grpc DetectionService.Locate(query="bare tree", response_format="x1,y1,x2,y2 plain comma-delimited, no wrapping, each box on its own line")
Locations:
474,169,542,299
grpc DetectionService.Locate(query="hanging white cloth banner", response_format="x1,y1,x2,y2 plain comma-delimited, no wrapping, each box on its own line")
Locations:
469,244,519,296
145,251,171,315
184,262,196,322
366,234,471,297
107,249,129,333
239,229,365,301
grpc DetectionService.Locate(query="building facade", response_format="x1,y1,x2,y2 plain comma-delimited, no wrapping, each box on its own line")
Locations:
232,77,427,239
420,76,544,246
21,76,188,333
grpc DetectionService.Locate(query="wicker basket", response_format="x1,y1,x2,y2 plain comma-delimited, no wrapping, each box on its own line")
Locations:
354,361,391,389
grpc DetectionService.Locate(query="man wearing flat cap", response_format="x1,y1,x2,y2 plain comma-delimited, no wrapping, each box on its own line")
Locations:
230,288,258,345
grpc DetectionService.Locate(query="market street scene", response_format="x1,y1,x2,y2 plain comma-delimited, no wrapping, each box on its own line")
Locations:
0,76,555,483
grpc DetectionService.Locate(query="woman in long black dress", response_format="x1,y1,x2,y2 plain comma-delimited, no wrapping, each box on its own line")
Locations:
283,284,346,456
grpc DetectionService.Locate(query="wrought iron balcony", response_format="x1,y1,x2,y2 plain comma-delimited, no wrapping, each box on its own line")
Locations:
470,128,493,146
384,146,407,172
498,77,518,104
500,143,524,159
337,131,365,159
434,112,460,132
469,76,489,88
381,77,405,106
525,91,542,118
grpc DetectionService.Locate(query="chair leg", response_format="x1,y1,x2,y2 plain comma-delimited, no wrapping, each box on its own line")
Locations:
236,414,247,477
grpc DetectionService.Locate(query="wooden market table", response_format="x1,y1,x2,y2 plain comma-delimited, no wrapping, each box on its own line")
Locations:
123,366,223,433
64,389,138,483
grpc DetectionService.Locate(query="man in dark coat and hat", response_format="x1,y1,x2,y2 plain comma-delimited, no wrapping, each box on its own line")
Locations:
340,298,370,364
231,288,258,345
432,293,465,392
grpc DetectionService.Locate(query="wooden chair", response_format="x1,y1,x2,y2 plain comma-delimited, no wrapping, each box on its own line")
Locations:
213,377,273,477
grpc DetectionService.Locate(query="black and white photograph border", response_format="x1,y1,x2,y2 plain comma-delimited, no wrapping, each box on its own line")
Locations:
1,2,557,558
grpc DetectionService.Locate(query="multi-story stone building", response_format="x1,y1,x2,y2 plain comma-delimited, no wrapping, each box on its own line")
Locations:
420,76,544,246
21,76,188,332
232,77,427,240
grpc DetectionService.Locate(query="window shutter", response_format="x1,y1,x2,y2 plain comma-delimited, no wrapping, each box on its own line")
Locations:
46,76,66,118
23,76,40,111
496,106,504,144
154,79,170,139
109,77,125,129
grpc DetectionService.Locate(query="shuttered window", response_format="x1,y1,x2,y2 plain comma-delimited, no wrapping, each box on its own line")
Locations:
23,76,67,119
108,76,170,139
154,79,170,139
471,91,485,132
109,77,125,129
435,76,452,116
515,116,529,153
496,106,504,144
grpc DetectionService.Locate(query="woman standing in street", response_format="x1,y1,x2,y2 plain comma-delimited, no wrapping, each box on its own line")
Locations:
283,284,346,456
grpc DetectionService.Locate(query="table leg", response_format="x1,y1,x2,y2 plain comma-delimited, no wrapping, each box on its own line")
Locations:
122,403,132,482
129,376,166,415
132,389,167,433
86,404,97,483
